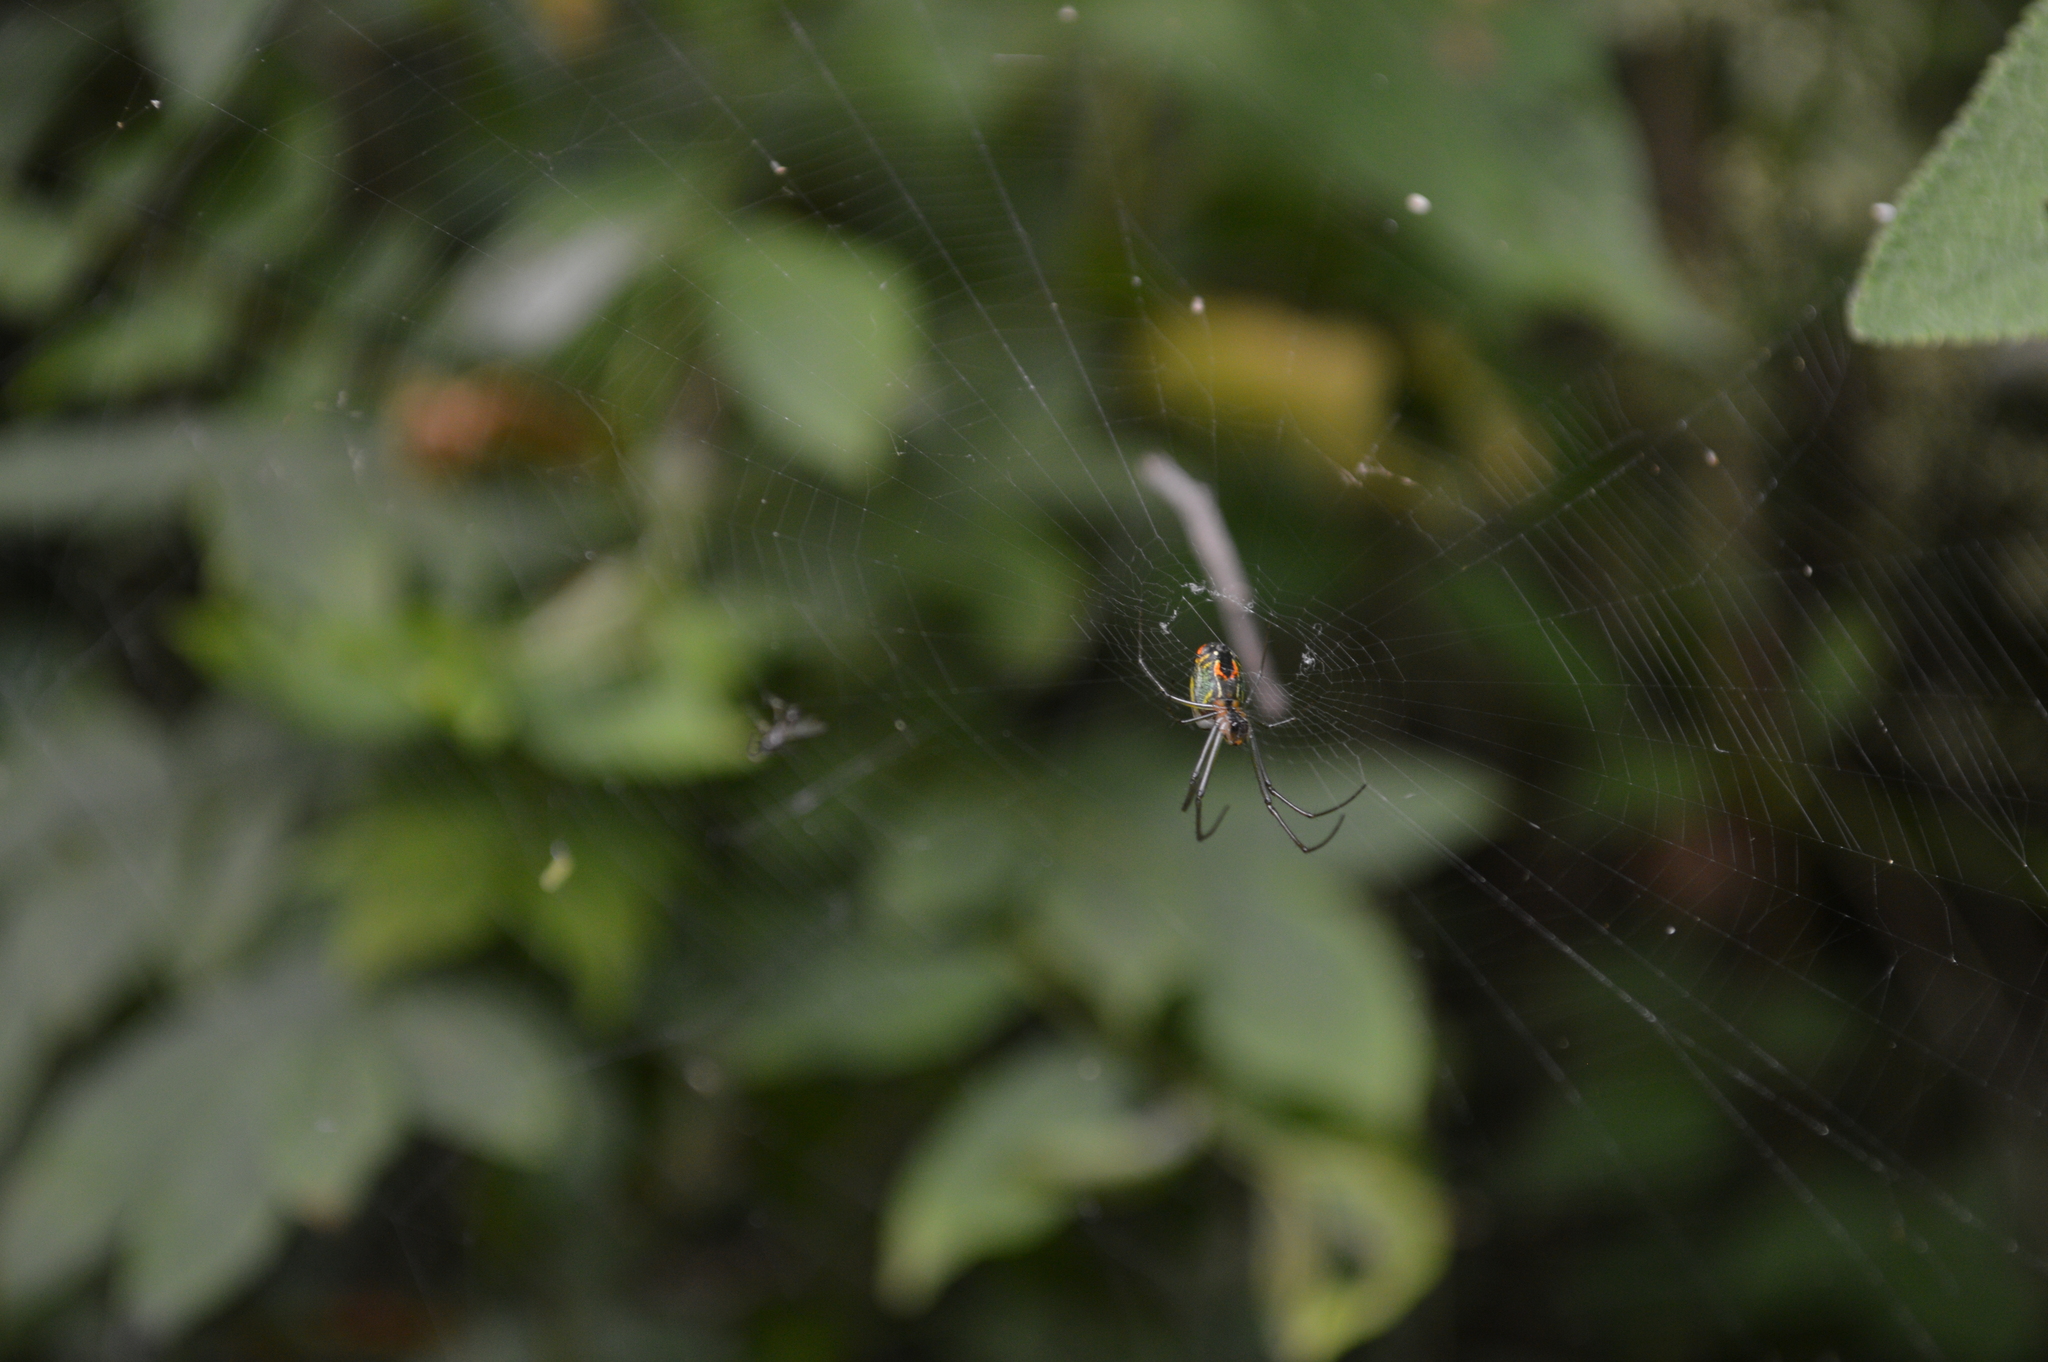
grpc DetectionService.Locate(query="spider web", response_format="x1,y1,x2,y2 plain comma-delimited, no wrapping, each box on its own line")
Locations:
2,0,2045,1357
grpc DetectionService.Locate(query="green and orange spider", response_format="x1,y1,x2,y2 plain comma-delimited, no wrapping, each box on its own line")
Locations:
1140,641,1365,853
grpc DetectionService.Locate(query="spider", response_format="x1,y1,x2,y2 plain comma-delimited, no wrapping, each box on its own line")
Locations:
1139,641,1365,853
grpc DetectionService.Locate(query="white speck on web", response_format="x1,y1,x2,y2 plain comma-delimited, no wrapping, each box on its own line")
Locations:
1871,201,1896,224
1405,192,1431,214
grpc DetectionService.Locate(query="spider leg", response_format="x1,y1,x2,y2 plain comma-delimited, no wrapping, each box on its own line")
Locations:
1137,655,1212,713
1247,730,1357,853
1248,729,1366,819
1183,721,1224,812
1186,724,1232,839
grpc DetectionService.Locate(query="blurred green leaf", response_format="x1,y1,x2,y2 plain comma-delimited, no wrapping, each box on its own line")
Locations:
1194,886,1433,1135
0,1010,193,1308
0,696,310,1143
520,595,754,778
0,7,108,180
723,935,1024,1081
1795,602,1889,744
511,817,673,1024
0,417,255,529
377,983,575,1166
1239,1127,1452,1362
1849,0,2048,342
192,99,339,276
701,219,922,484
1093,0,1713,348
170,792,296,980
1022,735,1443,1138
119,1035,286,1334
896,504,1090,682
876,1042,1208,1311
0,199,96,320
320,781,678,1012
438,165,699,360
867,798,1021,937
8,271,240,408
128,0,283,106
261,1022,407,1225
319,793,513,981
0,954,579,1333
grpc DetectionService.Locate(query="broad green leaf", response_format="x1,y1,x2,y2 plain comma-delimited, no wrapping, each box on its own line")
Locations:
1030,861,1195,1034
119,1047,285,1334
1239,1129,1453,1362
127,0,283,106
318,795,514,981
7,271,241,408
0,1021,198,1306
0,699,182,1138
520,597,754,778
448,221,654,358
891,504,1090,682
190,100,338,277
701,220,922,484
377,984,575,1165
1091,0,1713,350
1285,746,1507,889
1193,885,1433,1135
0,198,96,319
437,165,699,359
512,819,675,1021
876,1043,1208,1310
867,799,1021,937
0,8,108,181
170,793,294,979
1849,0,2048,343
262,1022,407,1225
722,936,1024,1081
0,418,259,530
197,430,404,620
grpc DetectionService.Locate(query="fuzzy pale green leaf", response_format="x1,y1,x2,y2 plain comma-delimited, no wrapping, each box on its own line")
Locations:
723,936,1024,1082
1849,0,2048,343
876,1043,1207,1311
377,984,575,1166
1241,1129,1453,1362
701,221,922,485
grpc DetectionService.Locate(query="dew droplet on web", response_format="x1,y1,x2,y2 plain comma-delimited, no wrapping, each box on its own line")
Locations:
1130,275,1141,287
769,160,787,175
1058,4,1078,19
1871,201,1897,223
1190,295,1205,314
1664,925,1676,935
1405,192,1431,214
1803,564,1813,576
1704,449,1719,466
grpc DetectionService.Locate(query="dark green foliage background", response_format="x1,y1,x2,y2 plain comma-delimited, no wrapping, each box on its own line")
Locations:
1,0,2046,1359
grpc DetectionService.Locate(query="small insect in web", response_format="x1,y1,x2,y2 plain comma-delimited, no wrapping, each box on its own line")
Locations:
1139,642,1365,852
748,693,827,761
